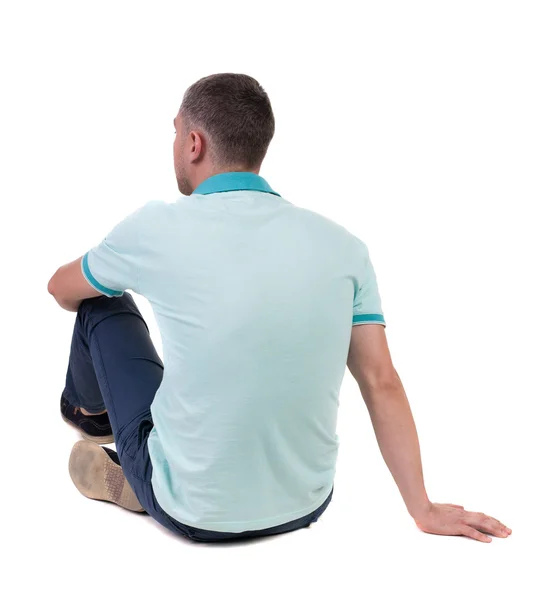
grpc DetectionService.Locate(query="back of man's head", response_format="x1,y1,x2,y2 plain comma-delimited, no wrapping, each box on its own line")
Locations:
180,73,275,170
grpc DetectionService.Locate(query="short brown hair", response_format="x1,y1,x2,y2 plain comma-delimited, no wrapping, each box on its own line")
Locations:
179,73,275,170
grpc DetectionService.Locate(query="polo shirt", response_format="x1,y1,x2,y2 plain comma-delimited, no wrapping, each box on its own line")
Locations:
81,171,386,532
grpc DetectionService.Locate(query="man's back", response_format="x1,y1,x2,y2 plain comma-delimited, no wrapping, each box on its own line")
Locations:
84,173,386,532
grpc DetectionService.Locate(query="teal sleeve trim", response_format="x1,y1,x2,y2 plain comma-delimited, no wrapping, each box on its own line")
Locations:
82,252,123,297
352,313,386,324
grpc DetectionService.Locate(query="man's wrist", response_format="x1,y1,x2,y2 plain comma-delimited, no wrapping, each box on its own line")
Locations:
407,498,432,520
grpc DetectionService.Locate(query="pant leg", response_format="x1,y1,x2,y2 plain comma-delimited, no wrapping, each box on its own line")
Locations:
63,310,108,414
71,293,163,458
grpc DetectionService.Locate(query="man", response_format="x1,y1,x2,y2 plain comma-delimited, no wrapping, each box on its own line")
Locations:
48,72,511,543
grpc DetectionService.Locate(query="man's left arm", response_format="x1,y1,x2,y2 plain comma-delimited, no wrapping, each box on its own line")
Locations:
48,204,148,312
48,257,103,312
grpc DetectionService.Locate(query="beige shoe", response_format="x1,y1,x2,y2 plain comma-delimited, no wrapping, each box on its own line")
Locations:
68,440,145,512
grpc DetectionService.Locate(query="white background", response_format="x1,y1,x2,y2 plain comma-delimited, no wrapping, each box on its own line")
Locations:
1,1,532,598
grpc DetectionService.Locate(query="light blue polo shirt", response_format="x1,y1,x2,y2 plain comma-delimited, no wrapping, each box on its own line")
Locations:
81,172,386,532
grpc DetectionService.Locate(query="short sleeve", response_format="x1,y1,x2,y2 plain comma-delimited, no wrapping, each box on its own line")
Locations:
352,240,386,327
81,205,145,297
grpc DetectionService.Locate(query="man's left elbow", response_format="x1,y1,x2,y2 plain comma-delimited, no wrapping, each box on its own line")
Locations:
47,271,69,307
47,273,58,297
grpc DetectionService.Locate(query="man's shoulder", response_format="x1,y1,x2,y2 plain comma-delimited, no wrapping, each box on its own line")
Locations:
132,198,191,225
288,203,365,248
136,199,174,216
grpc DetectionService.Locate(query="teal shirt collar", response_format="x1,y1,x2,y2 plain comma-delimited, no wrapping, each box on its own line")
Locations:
192,171,281,197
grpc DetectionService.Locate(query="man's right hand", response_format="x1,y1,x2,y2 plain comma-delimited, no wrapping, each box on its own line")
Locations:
413,502,512,543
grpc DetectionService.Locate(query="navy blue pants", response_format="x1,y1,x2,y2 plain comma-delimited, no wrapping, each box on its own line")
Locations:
63,293,334,542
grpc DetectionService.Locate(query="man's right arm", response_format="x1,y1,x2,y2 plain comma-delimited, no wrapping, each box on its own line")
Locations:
347,323,432,519
346,323,511,542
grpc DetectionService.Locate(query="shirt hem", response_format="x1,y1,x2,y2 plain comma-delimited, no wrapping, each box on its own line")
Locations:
152,481,334,534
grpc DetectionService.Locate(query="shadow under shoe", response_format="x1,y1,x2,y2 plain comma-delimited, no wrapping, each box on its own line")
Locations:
68,440,145,512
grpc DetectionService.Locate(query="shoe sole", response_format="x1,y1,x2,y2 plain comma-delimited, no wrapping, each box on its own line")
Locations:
61,413,115,445
68,440,145,512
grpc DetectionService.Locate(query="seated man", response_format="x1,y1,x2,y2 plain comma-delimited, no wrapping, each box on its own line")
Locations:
48,72,511,543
